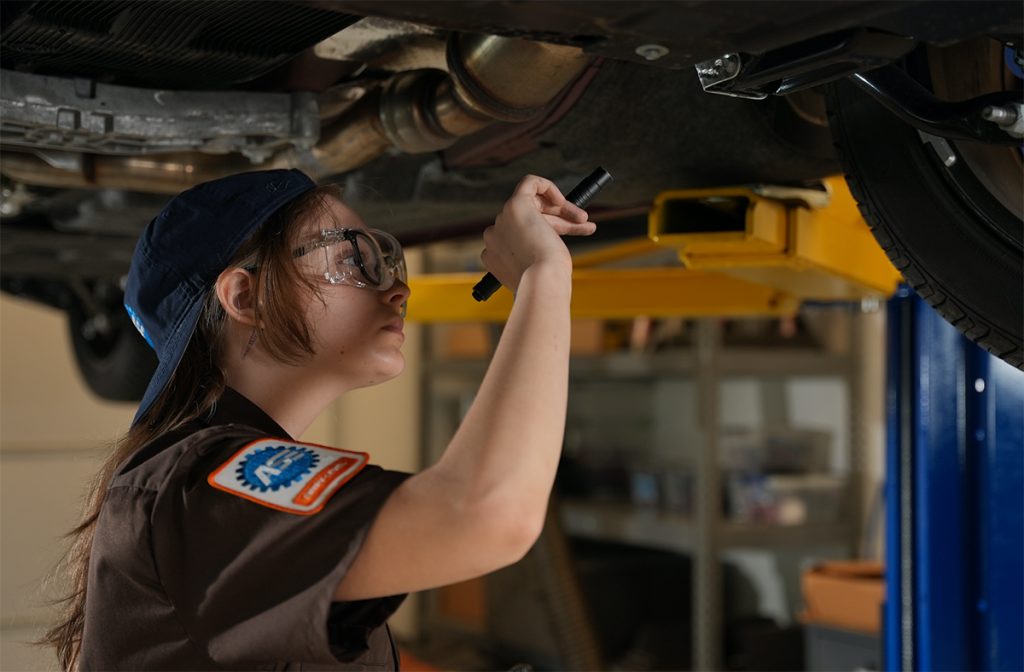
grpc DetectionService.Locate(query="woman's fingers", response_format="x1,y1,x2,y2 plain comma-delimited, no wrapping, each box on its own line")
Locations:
512,174,559,199
542,202,589,224
543,214,597,236
507,175,597,236
514,175,589,223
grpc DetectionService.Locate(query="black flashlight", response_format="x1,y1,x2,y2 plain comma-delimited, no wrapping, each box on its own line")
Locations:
472,167,613,302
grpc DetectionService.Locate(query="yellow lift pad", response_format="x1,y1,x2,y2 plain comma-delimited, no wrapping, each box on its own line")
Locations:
649,176,901,300
406,176,900,322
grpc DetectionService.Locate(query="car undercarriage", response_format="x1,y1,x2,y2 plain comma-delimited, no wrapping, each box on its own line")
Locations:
1,1,1021,397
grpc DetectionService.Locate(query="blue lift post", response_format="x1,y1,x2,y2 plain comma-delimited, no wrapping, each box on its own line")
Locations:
885,288,1023,671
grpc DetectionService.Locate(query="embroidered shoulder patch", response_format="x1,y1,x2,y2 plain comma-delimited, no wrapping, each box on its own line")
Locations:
207,439,369,515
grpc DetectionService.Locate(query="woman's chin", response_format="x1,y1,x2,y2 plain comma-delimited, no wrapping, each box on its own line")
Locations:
382,358,405,381
358,353,405,388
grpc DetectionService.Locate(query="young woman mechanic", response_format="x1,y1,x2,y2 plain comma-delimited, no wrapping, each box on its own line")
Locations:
44,168,596,670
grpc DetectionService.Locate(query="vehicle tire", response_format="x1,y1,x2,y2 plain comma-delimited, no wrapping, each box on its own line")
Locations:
825,43,1023,368
67,298,157,402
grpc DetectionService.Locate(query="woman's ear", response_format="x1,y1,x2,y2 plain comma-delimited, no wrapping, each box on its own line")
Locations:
215,268,259,328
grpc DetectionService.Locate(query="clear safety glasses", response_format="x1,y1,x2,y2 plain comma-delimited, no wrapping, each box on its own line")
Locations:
293,228,407,291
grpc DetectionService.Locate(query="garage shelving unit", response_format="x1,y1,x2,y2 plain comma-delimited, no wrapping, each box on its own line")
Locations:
420,316,866,670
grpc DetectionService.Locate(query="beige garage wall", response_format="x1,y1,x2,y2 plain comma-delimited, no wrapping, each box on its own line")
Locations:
1,282,422,669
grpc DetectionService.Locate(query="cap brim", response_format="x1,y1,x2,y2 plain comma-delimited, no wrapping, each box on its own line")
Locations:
131,296,207,427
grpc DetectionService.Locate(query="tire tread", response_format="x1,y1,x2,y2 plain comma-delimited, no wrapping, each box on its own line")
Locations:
826,85,1023,369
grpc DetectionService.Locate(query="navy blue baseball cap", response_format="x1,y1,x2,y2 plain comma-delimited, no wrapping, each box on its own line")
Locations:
125,169,317,426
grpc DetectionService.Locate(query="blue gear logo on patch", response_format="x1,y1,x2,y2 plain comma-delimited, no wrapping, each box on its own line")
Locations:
236,445,320,492
209,439,369,515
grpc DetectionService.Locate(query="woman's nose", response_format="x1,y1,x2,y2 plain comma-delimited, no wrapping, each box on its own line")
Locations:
381,278,411,307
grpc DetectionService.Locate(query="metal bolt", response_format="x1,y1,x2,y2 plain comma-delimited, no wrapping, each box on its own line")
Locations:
636,44,670,61
982,105,1018,125
982,103,1024,138
715,56,738,74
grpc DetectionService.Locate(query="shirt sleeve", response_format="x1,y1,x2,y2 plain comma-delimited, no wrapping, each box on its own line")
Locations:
149,433,411,668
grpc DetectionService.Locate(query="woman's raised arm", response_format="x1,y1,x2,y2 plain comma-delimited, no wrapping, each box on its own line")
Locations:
335,175,595,600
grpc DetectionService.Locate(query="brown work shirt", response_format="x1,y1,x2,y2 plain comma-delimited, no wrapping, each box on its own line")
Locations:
79,387,410,670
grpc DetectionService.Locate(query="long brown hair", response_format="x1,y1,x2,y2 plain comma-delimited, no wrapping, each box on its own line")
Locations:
40,184,343,671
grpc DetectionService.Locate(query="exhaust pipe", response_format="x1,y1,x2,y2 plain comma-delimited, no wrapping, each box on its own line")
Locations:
2,34,588,192
309,32,587,173
0,152,254,194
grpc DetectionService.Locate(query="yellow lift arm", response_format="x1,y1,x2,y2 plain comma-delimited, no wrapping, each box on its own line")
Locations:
406,176,900,323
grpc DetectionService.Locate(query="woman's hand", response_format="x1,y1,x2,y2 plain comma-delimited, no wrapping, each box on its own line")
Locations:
480,175,597,293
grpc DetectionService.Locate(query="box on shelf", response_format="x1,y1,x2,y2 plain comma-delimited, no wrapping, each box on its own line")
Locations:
765,474,846,524
725,473,845,525
621,463,845,525
626,464,695,513
801,561,884,634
